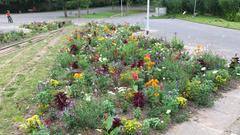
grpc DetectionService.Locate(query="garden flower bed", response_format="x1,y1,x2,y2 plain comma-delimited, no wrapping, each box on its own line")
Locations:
0,21,72,45
21,22,240,134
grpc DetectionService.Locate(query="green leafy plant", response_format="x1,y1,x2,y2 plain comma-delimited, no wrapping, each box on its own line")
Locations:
102,116,121,135
102,100,116,115
133,107,142,119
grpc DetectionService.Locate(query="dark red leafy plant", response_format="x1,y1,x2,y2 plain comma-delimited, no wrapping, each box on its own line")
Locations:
123,39,128,44
70,44,79,55
54,92,70,110
108,117,122,133
69,61,79,69
133,92,145,107
197,59,208,68
131,60,144,69
112,117,121,129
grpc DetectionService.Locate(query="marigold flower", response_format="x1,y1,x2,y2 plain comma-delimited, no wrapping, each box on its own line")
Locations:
144,56,151,61
154,93,160,97
145,79,159,89
73,73,83,79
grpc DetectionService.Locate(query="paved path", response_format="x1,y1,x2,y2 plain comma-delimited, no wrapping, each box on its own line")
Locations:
165,86,240,135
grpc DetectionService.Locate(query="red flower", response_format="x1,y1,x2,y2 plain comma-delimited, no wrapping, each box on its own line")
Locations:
131,72,139,81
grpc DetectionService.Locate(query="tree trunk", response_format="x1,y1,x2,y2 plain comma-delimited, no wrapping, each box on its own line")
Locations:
87,6,89,14
78,7,81,17
126,2,129,15
112,1,114,11
63,7,68,17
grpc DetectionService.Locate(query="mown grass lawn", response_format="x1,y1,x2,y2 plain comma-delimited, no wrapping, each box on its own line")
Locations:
0,26,75,134
151,14,240,30
64,9,145,19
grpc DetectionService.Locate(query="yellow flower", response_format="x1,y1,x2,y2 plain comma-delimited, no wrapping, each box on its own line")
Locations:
23,115,42,132
98,37,105,41
123,119,142,134
154,93,160,97
144,56,151,61
73,73,83,79
177,97,187,107
50,79,59,87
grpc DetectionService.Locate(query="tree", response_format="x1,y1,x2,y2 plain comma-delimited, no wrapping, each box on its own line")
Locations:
51,0,69,17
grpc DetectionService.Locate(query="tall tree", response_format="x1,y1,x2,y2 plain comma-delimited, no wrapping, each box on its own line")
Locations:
51,0,68,17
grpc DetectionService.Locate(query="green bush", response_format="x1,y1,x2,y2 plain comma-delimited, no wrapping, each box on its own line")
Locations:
186,77,215,106
199,53,227,70
205,69,230,88
219,0,240,21
62,101,103,132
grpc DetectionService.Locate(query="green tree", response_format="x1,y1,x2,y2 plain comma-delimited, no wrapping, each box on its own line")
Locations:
51,0,69,17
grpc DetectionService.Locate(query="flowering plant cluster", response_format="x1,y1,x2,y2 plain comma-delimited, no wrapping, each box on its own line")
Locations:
23,22,236,134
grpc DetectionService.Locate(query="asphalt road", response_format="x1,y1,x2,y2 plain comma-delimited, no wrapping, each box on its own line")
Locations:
1,9,240,59
93,13,240,59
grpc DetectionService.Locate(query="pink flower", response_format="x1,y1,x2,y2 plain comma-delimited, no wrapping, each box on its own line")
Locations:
144,54,151,58
160,82,164,91
131,72,139,81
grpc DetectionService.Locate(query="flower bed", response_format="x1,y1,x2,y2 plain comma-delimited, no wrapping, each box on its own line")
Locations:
0,21,72,44
21,22,239,134
21,21,72,33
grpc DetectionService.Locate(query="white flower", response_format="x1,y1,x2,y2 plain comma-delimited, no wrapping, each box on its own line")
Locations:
99,57,108,62
162,67,166,69
108,91,115,95
161,121,164,124
163,77,166,80
85,94,91,102
166,109,171,114
237,73,240,76
203,74,206,77
212,70,218,74
201,67,206,71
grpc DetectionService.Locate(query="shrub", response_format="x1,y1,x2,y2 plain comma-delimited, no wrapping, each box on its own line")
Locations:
74,101,103,129
143,114,171,131
205,69,230,88
133,107,142,119
37,90,54,105
102,100,116,115
231,65,240,79
186,77,215,106
219,0,240,21
199,53,227,70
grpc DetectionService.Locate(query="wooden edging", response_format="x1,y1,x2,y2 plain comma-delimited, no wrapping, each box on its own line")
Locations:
0,28,64,51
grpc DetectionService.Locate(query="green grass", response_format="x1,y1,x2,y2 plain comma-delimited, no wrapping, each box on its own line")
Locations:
0,26,75,134
151,14,240,30
63,10,145,19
